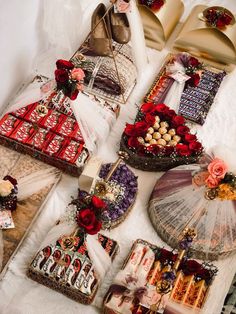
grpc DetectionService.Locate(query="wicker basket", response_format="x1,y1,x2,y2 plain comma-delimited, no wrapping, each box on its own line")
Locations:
120,134,201,172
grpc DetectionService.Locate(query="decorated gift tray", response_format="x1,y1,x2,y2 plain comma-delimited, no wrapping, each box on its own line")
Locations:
0,77,90,177
144,53,226,125
0,146,61,279
28,224,119,304
103,239,217,314
120,103,203,171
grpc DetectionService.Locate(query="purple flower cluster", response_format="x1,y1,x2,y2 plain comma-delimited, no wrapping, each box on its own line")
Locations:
99,163,138,222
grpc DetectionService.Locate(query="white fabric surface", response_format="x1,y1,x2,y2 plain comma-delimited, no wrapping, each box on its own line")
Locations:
0,0,236,313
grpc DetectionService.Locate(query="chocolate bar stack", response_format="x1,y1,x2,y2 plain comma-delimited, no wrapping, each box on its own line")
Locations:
178,70,226,125
28,233,118,304
0,94,89,176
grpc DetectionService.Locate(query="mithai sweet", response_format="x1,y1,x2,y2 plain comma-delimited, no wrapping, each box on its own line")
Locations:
120,103,202,171
103,239,217,313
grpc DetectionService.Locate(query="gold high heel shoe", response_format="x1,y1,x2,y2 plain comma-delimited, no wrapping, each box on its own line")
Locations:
109,6,131,44
89,3,113,57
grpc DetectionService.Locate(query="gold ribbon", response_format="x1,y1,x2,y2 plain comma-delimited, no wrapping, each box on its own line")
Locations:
136,0,184,50
174,5,236,67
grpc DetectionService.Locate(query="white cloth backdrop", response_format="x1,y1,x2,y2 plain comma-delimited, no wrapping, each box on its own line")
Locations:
0,0,236,313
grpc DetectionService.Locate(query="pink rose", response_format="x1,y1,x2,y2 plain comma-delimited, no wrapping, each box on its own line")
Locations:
71,68,85,81
205,175,220,188
208,158,228,179
192,171,209,188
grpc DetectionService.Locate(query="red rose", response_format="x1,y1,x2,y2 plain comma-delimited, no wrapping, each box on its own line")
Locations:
172,115,185,126
176,144,192,157
181,260,202,276
151,0,164,11
55,69,69,84
221,13,232,25
155,103,168,113
128,137,140,149
70,89,79,100
146,144,160,155
216,18,225,28
197,268,211,282
91,195,106,209
184,134,197,142
56,59,74,70
187,73,200,87
159,248,177,264
176,125,190,136
3,175,17,186
189,57,200,68
141,102,155,113
134,121,149,136
165,109,176,119
145,113,155,125
189,141,202,152
163,145,174,156
124,124,136,137
76,208,102,235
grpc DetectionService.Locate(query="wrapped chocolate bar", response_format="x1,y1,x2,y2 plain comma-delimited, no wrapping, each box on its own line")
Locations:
136,0,184,50
103,239,217,313
120,102,203,171
144,53,227,125
148,146,236,260
27,191,119,304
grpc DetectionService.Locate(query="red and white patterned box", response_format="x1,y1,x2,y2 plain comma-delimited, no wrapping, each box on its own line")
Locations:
10,121,35,143
41,111,66,131
55,116,78,138
27,128,52,150
0,115,20,137
12,104,33,118
43,134,65,156
58,140,84,164
72,126,84,142
24,103,48,125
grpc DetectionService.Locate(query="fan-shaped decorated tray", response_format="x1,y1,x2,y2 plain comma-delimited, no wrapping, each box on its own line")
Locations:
120,103,203,171
148,162,236,260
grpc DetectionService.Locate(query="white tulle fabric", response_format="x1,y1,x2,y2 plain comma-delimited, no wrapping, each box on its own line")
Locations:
4,78,114,153
127,0,149,76
149,146,236,260
0,167,60,272
39,219,112,280
164,61,190,111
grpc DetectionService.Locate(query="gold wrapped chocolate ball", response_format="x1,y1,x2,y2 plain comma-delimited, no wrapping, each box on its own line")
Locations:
169,140,177,146
163,134,171,142
160,121,169,128
153,122,160,130
153,132,161,140
137,137,145,144
150,139,157,145
159,127,167,135
168,129,176,136
157,139,167,146
148,127,154,134
173,135,181,143
145,134,152,142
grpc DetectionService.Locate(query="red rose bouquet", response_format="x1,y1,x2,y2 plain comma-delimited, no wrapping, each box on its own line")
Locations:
70,190,107,235
54,59,86,100
124,103,202,159
204,7,233,29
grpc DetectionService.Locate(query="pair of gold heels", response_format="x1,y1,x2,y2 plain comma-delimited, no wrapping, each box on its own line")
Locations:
89,3,131,57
